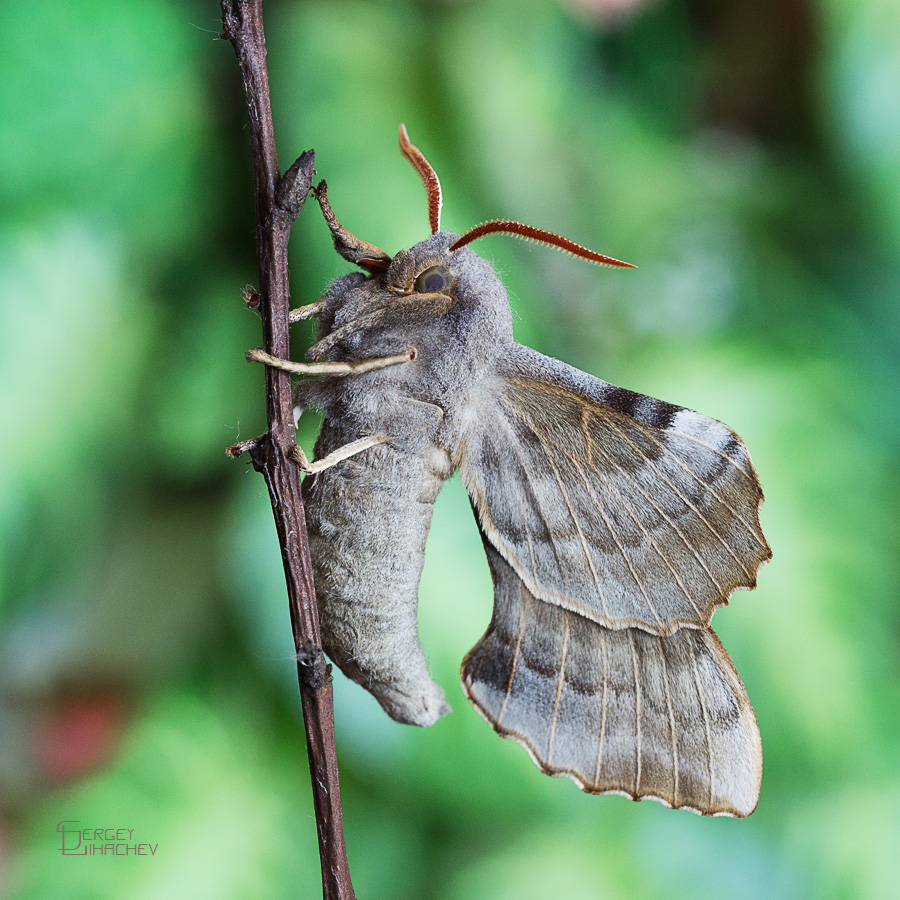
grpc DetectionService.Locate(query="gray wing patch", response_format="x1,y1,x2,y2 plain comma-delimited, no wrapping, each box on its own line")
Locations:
461,541,762,817
459,345,770,633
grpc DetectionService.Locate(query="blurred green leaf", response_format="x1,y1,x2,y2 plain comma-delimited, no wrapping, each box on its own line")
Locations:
8,686,320,900
0,0,210,258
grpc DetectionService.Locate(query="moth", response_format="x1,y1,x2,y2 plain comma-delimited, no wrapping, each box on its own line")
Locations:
251,125,771,817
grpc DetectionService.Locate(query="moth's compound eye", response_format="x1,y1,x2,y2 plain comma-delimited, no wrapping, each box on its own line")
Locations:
414,265,453,294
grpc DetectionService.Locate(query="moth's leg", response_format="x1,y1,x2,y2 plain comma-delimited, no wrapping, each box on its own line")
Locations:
298,397,442,474
293,377,326,421
314,180,393,270
299,395,444,474
293,433,389,474
288,299,325,323
363,394,446,453
246,347,416,376
308,293,453,358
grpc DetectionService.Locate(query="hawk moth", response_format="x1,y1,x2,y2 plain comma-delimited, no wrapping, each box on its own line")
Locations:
252,125,771,817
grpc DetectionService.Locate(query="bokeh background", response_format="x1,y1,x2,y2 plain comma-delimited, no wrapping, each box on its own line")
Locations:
3,0,900,897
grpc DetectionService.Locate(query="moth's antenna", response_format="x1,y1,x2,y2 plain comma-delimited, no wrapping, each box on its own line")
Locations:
399,124,442,235
314,180,392,271
449,220,636,269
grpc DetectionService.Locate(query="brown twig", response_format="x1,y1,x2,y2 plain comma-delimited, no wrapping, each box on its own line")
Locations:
219,2,355,898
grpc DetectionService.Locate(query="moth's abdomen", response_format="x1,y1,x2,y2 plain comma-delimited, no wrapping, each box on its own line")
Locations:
303,420,454,727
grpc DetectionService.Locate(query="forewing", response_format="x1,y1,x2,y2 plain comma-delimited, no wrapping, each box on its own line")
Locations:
461,541,762,817
459,345,770,632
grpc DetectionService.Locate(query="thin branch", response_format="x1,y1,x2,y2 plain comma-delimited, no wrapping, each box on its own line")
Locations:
219,3,355,898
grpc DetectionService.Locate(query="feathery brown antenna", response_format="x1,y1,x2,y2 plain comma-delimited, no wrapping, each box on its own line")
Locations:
450,220,636,268
399,124,442,235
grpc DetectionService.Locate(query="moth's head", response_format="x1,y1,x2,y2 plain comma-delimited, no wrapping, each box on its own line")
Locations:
314,124,636,309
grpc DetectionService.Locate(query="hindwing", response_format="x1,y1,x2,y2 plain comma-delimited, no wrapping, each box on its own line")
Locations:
462,539,762,817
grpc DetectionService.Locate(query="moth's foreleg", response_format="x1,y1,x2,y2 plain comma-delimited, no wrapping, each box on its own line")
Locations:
293,433,389,474
308,293,453,358
246,347,416,376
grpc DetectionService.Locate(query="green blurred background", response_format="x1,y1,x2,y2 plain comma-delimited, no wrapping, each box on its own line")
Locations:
2,0,899,897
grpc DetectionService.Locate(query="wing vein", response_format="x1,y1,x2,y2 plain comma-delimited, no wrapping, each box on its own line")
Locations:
629,630,642,795
513,419,613,619
662,429,754,482
501,385,732,612
547,615,569,763
593,627,609,787
570,454,665,627
498,602,527,727
524,532,541,588
689,637,715,811
586,438,704,619
585,440,725,597
656,637,679,807
510,375,755,481
639,427,766,551
496,417,571,584
606,417,755,582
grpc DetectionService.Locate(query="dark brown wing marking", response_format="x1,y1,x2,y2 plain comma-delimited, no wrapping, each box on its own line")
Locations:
459,345,771,633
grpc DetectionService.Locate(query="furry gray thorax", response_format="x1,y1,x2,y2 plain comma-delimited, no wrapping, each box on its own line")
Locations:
306,230,514,456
